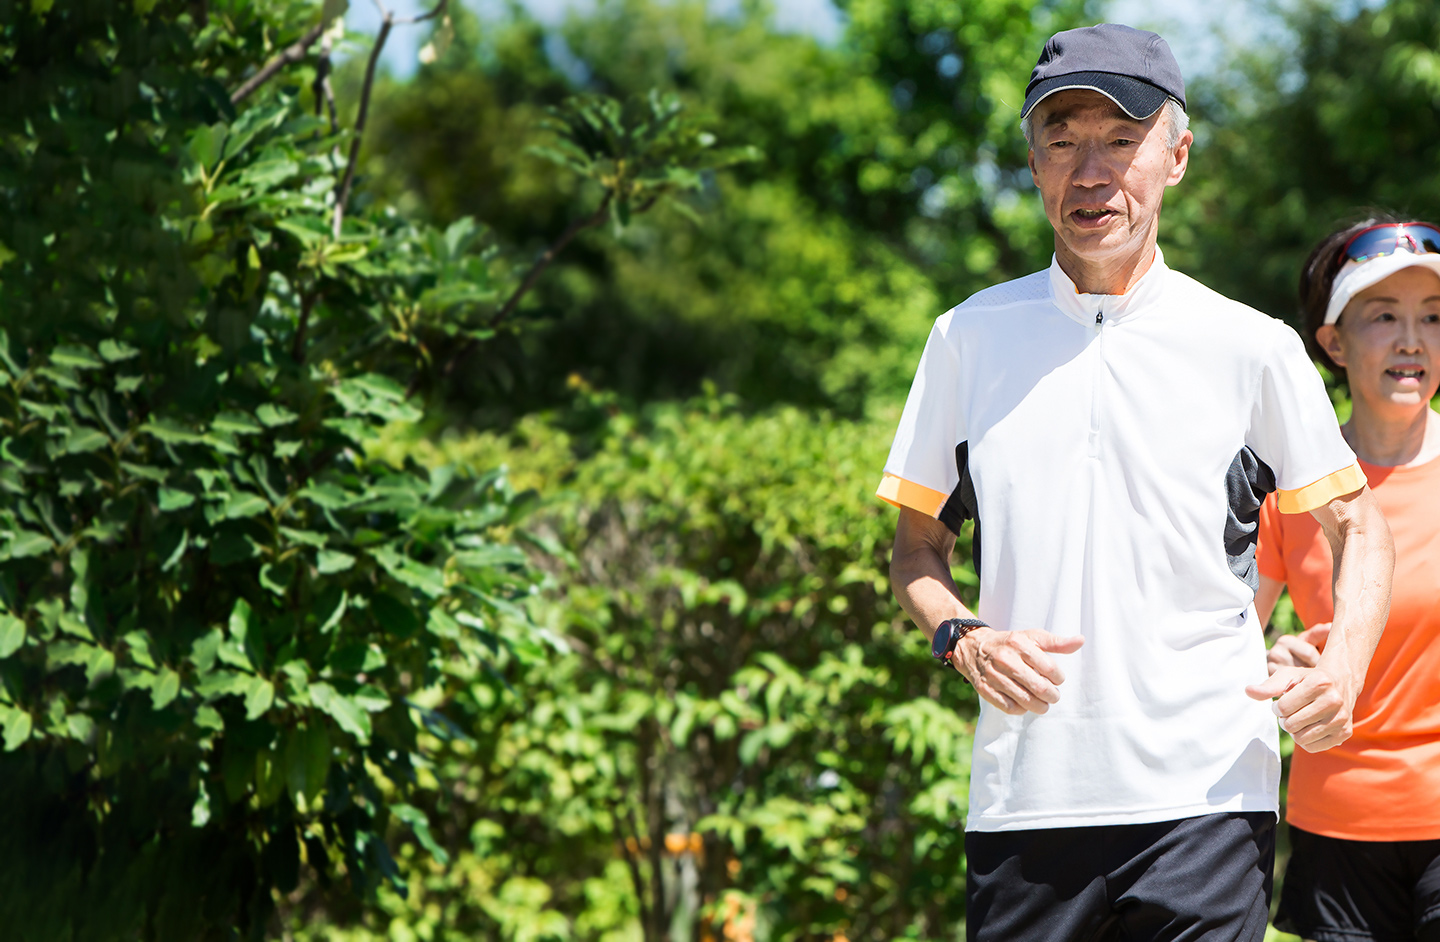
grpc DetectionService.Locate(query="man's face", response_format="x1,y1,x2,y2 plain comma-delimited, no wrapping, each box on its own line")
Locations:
1027,89,1192,274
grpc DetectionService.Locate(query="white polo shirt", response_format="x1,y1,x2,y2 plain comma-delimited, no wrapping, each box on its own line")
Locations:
879,249,1363,832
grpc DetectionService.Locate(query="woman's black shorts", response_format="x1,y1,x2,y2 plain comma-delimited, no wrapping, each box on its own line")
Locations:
1275,825,1440,942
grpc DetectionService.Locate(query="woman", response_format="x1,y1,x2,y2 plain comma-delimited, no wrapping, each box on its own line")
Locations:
1257,217,1440,942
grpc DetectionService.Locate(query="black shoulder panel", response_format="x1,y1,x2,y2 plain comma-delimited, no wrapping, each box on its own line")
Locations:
939,441,982,575
1225,446,1277,594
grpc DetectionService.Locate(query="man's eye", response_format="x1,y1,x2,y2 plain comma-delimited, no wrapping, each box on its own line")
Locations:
1375,312,1396,321
1113,138,1137,146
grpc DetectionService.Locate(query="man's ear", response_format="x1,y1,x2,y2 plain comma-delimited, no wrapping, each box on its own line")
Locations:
1166,130,1193,187
1316,323,1347,368
1028,147,1038,186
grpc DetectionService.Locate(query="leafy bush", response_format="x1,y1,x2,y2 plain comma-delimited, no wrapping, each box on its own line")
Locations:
299,395,980,940
0,2,739,937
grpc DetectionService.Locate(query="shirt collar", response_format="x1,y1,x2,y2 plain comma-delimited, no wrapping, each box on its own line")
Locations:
1048,246,1170,326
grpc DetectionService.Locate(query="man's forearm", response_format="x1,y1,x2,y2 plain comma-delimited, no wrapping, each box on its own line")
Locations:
889,507,971,640
1319,488,1394,694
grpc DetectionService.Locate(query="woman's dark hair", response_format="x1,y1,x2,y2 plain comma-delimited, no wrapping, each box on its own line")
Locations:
1297,212,1407,384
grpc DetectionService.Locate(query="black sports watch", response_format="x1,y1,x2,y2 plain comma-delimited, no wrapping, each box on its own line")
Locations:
932,617,988,681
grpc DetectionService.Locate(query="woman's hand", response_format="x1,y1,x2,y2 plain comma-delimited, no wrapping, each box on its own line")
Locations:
1266,623,1330,674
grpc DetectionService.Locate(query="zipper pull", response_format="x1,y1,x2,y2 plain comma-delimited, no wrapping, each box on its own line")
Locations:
1094,310,1103,329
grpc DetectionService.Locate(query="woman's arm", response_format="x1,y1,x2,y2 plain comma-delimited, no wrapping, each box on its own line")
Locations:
1255,574,1284,627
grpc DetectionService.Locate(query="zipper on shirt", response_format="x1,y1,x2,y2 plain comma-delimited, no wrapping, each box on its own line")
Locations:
1088,302,1105,457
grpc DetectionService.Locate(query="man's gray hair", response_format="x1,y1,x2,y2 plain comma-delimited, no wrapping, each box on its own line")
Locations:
1022,97,1190,151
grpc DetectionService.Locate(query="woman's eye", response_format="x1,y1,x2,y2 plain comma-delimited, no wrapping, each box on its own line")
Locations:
1375,311,1396,321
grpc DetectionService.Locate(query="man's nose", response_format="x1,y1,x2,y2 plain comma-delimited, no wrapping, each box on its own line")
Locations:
1071,143,1112,188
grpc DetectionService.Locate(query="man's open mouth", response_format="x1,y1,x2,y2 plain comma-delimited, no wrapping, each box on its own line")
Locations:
1386,368,1425,380
1073,209,1114,221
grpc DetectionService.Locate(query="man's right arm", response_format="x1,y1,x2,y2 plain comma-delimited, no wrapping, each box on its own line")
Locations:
889,506,1084,715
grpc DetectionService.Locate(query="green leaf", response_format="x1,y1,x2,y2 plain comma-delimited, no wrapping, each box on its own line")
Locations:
316,549,355,574
161,528,189,571
1,706,32,751
4,530,52,559
0,614,26,658
229,598,254,644
191,779,211,828
158,488,196,511
256,403,298,427
151,668,180,710
391,803,451,865
279,527,327,548
216,491,269,520
211,411,263,436
62,427,109,454
317,589,347,634
371,544,447,597
259,561,295,596
50,344,104,371
243,677,275,720
310,683,371,744
98,339,140,362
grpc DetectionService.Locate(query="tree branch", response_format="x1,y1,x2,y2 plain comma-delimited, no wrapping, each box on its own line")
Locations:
312,34,338,135
331,12,392,238
491,192,613,329
429,192,612,388
612,803,655,939
230,20,327,105
332,0,448,238
394,0,447,25
292,287,321,363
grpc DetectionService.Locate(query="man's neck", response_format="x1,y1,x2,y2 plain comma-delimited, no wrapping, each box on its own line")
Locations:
1054,240,1159,296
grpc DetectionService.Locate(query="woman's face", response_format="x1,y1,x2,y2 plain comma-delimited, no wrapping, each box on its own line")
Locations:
1318,265,1440,414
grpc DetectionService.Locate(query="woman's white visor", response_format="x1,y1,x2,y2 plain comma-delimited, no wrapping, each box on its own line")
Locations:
1325,249,1440,324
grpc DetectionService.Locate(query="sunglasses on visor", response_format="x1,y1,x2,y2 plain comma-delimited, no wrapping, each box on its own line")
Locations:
1337,222,1440,270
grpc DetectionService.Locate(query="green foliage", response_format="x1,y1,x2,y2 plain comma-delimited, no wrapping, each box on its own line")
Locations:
533,91,760,228
362,0,1089,421
0,1,740,937
1167,0,1440,324
0,2,539,937
298,395,980,940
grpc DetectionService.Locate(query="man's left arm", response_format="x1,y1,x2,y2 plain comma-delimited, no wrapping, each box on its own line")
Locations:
1245,485,1393,752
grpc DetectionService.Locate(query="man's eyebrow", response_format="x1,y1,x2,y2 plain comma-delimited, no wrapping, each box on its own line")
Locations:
1041,104,1136,128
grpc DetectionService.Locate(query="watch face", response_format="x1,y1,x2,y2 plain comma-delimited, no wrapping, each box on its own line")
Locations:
931,621,954,660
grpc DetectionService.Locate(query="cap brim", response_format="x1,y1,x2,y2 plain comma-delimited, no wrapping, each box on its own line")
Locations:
1021,71,1171,121
1325,252,1440,325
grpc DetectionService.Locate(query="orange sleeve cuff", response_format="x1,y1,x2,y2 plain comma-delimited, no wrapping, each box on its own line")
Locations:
876,473,949,517
1276,462,1366,514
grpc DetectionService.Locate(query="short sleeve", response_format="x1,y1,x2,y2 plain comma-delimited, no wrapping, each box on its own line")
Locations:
1247,323,1362,514
1256,493,1287,582
876,319,965,517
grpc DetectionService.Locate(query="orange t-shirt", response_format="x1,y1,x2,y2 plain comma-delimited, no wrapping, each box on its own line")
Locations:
1258,455,1440,841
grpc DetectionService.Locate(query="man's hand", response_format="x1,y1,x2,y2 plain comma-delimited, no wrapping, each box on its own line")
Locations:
952,628,1085,716
1245,662,1354,753
1266,623,1330,674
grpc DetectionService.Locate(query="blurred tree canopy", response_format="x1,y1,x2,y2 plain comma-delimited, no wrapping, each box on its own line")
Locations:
360,0,1085,421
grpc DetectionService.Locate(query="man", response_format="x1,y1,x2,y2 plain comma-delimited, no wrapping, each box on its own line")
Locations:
878,24,1395,942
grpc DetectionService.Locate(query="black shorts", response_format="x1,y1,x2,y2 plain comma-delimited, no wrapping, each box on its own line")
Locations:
1275,826,1440,942
966,811,1276,942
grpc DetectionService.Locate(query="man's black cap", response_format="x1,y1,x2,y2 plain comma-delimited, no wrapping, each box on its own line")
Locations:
1021,24,1186,121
